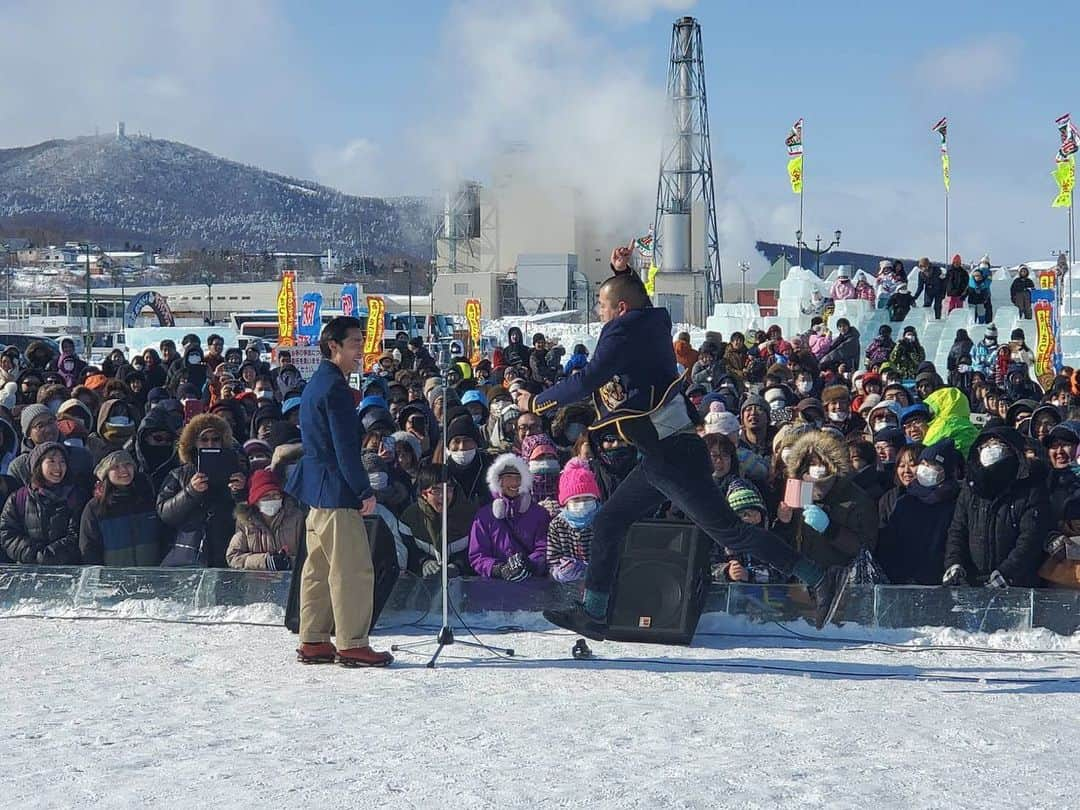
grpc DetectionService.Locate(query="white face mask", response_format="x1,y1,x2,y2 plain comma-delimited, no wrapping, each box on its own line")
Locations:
915,464,943,487
827,410,849,423
448,448,477,466
957,365,971,373
979,443,1007,467
367,472,389,490
258,390,275,400
781,447,793,464
796,380,812,394
872,419,891,432
258,498,283,517
565,498,598,517
187,354,200,365
808,464,828,480
63,438,84,448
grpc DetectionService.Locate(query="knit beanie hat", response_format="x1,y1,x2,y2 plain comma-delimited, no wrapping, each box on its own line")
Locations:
520,432,558,461
557,458,602,506
703,404,739,437
29,441,66,479
243,438,271,458
1010,328,1025,342
919,438,960,480
20,403,51,436
726,482,767,522
94,448,135,482
266,422,300,450
902,325,917,337
820,384,850,406
445,413,481,446
361,449,389,475
985,325,998,338
246,468,283,506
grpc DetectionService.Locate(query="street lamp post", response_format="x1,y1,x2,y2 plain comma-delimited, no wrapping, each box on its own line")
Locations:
203,271,214,325
795,229,842,278
79,242,92,344
738,261,751,303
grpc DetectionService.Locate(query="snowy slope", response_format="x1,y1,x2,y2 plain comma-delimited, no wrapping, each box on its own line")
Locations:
2,612,1076,809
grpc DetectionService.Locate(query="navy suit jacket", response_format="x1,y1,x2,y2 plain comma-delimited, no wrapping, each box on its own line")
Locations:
285,359,372,508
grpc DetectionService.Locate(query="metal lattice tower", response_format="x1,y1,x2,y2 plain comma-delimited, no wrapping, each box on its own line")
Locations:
652,16,723,309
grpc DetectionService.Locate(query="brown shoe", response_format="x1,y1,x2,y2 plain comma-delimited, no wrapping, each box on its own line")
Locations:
337,646,393,668
296,642,337,664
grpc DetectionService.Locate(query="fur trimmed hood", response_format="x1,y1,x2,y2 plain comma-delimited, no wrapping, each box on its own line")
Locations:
787,429,851,480
177,413,235,465
486,452,533,519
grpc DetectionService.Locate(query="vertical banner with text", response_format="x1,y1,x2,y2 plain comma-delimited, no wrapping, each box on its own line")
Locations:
297,292,323,346
1032,269,1062,385
363,295,386,370
465,298,482,363
276,271,297,347
339,283,359,317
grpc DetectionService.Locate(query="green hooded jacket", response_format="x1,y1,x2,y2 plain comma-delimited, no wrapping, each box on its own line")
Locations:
923,387,980,454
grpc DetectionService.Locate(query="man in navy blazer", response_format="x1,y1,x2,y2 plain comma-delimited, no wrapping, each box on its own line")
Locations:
286,316,392,668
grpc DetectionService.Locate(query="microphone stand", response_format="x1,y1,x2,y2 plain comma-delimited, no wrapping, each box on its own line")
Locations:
391,362,514,668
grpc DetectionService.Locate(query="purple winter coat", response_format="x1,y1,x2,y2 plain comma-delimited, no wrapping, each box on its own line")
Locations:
468,495,550,578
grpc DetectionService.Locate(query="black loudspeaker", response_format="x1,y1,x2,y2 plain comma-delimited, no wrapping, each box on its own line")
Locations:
606,519,711,645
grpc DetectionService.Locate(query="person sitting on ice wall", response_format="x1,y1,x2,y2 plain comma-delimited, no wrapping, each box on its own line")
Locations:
468,453,550,580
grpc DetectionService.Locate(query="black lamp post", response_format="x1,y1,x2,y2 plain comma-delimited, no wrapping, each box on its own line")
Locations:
795,229,842,278
203,271,214,325
78,242,92,342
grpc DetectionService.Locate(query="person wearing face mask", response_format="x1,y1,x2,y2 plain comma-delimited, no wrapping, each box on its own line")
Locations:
441,414,491,505
79,449,166,567
361,449,410,516
226,469,304,571
878,439,961,584
943,428,1050,587
546,458,601,583
550,402,593,457
468,452,550,580
133,404,182,491
86,399,138,464
966,264,994,324
792,371,817,400
820,384,865,438
520,433,561,515
587,430,637,501
460,389,490,442
774,429,878,570
888,327,925,380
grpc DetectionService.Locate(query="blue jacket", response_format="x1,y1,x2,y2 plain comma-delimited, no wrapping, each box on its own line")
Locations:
534,307,688,447
286,359,373,508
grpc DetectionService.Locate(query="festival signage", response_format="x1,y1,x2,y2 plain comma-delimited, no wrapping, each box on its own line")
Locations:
362,294,385,370
277,271,297,347
465,298,483,363
1032,269,1062,384
340,283,359,317
297,292,322,346
281,344,321,379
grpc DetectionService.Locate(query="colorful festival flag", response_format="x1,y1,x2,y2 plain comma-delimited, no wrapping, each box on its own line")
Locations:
1052,159,1075,208
276,271,296,347
1056,113,1079,162
644,263,660,296
362,295,386,370
785,118,803,156
932,116,950,192
339,283,359,317
634,226,654,257
787,155,803,194
296,292,322,346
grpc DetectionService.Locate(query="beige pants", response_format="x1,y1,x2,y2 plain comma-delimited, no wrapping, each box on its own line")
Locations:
299,507,374,649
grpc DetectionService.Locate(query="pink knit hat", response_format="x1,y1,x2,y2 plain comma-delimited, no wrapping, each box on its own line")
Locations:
558,458,601,506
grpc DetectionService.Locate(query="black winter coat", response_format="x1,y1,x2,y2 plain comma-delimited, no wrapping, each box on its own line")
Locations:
878,482,958,584
156,463,245,568
0,484,81,565
819,327,861,371
945,266,969,297
913,269,946,301
944,479,1049,586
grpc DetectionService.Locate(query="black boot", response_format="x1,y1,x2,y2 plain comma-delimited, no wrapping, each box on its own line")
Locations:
543,603,608,642
809,566,848,630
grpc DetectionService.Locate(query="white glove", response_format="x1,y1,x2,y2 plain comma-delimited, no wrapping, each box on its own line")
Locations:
985,570,1008,589
942,564,966,586
422,559,441,577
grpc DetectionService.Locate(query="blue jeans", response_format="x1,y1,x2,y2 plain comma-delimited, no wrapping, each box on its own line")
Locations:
585,432,801,594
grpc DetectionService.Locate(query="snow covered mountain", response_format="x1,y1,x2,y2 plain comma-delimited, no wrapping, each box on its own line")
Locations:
0,134,431,257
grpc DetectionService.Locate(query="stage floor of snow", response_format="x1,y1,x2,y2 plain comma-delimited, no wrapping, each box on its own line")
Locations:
3,609,1078,809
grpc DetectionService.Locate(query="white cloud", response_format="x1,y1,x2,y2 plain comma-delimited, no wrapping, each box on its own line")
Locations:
588,0,696,24
911,35,1021,94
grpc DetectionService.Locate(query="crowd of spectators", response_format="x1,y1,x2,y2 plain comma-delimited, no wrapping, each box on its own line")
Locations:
1,277,1078,596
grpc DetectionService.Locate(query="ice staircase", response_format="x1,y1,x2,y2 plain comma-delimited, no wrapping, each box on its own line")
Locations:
706,262,1080,374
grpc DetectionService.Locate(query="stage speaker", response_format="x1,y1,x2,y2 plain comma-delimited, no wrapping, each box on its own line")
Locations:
606,519,711,645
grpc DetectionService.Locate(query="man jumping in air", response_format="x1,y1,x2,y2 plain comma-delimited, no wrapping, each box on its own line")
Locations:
518,247,846,640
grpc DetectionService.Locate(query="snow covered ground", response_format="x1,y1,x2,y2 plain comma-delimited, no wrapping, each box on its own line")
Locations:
2,606,1078,809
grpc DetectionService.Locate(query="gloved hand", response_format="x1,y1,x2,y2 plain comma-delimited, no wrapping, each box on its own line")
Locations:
942,564,966,586
1046,534,1068,560
802,504,830,533
422,559,441,577
985,569,1008,589
267,550,292,571
501,554,530,582
551,558,587,584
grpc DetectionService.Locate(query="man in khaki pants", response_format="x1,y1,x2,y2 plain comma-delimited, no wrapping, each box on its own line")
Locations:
285,316,393,667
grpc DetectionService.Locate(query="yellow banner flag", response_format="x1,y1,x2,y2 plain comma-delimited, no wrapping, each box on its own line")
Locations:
787,155,803,194
644,263,659,296
1053,159,1075,208
941,153,950,192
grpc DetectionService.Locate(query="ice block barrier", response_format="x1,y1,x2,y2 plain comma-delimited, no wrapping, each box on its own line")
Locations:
1,565,1077,634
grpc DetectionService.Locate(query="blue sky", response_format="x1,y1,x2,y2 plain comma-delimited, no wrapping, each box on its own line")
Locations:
0,0,1070,269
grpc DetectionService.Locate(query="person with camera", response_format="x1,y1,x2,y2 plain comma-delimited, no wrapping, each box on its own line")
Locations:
285,316,392,668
